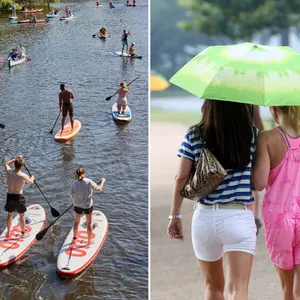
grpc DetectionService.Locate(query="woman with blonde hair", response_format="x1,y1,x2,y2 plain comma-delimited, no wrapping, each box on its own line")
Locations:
252,106,300,300
116,81,131,114
71,168,106,246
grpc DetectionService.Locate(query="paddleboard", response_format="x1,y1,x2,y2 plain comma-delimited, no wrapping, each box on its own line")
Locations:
54,120,81,143
93,5,103,8
114,51,142,59
0,204,46,267
112,103,132,123
56,210,108,278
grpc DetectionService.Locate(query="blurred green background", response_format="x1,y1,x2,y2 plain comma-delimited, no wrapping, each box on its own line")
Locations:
151,0,300,122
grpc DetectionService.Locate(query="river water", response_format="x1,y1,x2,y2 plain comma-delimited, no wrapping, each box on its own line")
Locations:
0,1,148,299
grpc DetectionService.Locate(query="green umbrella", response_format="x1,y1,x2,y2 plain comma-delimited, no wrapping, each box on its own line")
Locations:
170,42,300,106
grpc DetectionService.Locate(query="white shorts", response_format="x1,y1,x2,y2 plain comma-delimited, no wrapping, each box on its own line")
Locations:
192,205,257,261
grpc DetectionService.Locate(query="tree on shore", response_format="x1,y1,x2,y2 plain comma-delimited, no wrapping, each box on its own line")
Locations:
177,0,300,46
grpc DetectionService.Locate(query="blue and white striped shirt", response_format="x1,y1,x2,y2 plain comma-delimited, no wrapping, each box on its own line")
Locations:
178,126,258,205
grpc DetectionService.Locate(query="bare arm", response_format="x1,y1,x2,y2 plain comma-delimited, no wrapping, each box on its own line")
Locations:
168,157,193,240
251,131,270,191
59,95,62,111
4,157,17,171
170,157,192,215
91,178,106,192
23,173,34,184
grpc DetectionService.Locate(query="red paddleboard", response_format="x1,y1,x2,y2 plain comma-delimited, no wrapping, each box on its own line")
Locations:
56,210,108,278
0,204,46,267
54,120,81,143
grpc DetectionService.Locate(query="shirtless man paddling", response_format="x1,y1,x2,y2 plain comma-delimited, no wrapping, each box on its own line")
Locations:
59,84,74,133
4,156,34,238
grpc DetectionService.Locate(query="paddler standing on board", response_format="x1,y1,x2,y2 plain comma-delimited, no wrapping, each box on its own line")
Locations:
59,83,74,133
3,156,34,238
121,29,131,56
71,168,106,246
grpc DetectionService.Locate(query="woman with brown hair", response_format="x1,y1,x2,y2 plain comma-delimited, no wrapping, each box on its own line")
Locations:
168,100,258,300
71,168,106,246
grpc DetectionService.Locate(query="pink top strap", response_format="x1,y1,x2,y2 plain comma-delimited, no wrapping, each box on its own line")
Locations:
277,127,300,148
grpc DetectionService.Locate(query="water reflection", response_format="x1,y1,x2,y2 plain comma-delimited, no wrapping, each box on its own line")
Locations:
60,139,75,162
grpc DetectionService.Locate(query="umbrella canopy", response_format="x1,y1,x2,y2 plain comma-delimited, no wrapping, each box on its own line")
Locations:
151,70,170,92
170,42,300,106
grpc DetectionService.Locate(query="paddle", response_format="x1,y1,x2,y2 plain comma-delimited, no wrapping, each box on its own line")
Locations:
93,33,110,38
105,76,139,101
0,124,5,129
49,112,61,134
23,165,60,217
36,204,73,240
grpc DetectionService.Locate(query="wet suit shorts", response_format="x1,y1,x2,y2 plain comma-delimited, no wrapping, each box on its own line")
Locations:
5,193,27,213
122,40,128,47
62,103,73,118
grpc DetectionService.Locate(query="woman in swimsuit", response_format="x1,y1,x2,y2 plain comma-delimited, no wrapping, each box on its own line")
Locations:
117,81,131,114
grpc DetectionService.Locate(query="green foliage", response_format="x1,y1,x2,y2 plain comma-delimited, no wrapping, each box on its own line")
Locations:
177,0,300,43
0,0,15,11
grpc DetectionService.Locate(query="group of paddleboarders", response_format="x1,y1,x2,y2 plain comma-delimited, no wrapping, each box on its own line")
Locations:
121,30,137,56
3,157,106,247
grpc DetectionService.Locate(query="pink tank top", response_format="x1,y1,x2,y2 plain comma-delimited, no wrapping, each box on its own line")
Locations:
262,127,300,224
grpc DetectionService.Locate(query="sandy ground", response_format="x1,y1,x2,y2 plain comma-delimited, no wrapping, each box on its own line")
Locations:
150,122,282,300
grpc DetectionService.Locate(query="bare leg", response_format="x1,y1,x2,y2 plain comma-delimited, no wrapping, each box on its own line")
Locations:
85,213,94,245
294,265,300,299
198,258,225,300
72,213,81,241
117,103,121,114
275,265,295,300
61,115,66,133
123,104,127,112
6,213,13,237
225,251,254,300
122,45,124,56
70,115,74,130
19,213,29,238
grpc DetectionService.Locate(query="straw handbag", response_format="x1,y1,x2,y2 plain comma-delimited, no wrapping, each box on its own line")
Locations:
181,142,227,200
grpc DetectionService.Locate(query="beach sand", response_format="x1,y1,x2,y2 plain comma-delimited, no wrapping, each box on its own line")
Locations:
151,122,281,300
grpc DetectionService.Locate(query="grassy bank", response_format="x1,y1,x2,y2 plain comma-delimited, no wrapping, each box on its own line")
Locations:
151,109,201,126
151,108,276,129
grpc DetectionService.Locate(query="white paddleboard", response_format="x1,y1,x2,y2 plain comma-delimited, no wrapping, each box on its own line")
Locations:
112,103,132,123
0,204,46,267
113,51,142,59
56,210,108,278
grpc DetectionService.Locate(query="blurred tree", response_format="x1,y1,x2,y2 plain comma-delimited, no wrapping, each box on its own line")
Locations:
178,0,300,45
151,0,212,77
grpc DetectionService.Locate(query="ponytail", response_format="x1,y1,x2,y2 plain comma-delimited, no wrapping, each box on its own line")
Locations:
75,168,85,181
278,106,300,133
